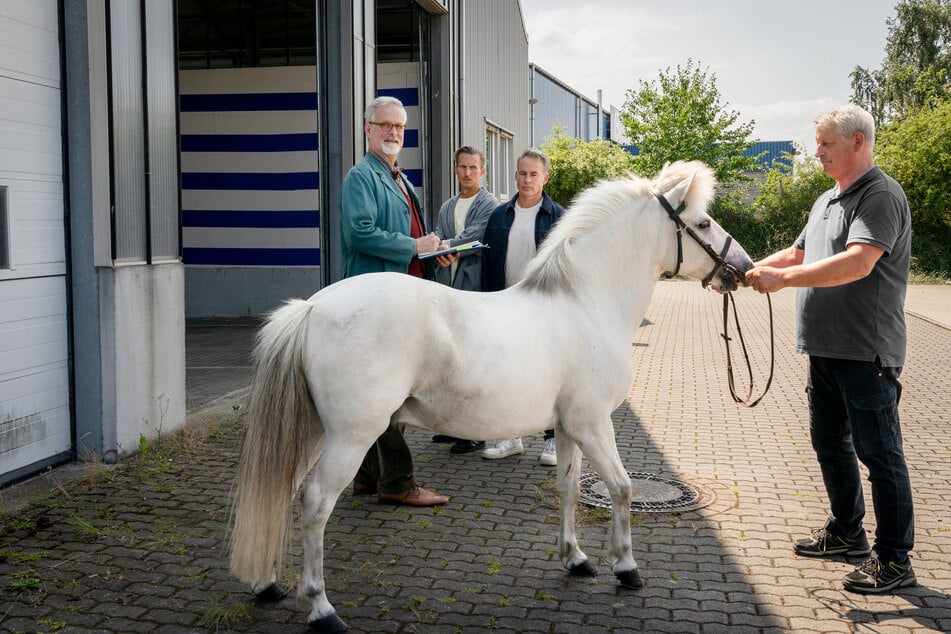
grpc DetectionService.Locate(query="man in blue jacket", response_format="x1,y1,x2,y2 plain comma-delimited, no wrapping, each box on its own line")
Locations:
480,148,565,465
340,95,448,507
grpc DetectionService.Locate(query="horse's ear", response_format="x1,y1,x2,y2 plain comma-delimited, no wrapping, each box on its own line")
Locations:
665,169,698,210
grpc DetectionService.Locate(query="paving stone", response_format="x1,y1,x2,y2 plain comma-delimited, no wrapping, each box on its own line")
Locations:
1,284,948,632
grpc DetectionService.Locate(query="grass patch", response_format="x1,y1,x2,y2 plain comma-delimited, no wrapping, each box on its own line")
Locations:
4,551,47,564
909,271,949,285
67,515,103,540
3,518,36,532
8,569,42,595
198,600,252,632
36,618,66,632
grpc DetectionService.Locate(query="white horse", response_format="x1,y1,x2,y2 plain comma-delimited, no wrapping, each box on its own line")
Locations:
230,160,754,632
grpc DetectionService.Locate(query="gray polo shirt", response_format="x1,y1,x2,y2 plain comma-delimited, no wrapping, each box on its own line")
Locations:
794,166,911,367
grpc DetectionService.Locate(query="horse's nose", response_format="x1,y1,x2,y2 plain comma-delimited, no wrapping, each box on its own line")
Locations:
717,267,743,292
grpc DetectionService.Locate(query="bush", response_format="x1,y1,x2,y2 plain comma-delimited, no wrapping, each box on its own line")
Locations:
876,100,951,277
710,155,831,261
714,149,949,279
540,129,636,208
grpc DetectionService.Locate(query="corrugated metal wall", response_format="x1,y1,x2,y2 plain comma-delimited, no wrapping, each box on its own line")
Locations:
460,0,529,157
145,1,180,261
532,69,578,139
108,2,179,264
109,3,148,262
530,64,610,144
744,140,796,170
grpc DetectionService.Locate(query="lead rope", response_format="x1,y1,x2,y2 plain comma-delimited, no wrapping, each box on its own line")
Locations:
721,291,774,407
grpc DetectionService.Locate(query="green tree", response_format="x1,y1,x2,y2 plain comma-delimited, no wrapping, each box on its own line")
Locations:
539,127,636,207
851,0,951,124
876,99,951,276
877,99,951,226
620,59,761,187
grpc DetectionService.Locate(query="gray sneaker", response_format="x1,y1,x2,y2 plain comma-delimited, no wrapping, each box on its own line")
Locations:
794,517,871,558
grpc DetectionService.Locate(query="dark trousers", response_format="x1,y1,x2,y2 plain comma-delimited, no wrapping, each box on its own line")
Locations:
807,356,915,563
355,425,416,494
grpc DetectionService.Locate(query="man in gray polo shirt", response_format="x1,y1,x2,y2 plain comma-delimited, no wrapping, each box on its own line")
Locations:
746,104,914,594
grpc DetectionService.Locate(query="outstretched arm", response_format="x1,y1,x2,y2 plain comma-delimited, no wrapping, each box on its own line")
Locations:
746,243,884,293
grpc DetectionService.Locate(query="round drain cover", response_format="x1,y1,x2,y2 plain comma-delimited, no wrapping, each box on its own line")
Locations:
579,471,715,513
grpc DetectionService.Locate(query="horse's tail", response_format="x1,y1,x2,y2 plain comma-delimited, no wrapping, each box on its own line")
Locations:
230,298,324,586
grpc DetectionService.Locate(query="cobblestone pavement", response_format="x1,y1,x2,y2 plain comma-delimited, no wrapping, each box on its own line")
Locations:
0,282,948,633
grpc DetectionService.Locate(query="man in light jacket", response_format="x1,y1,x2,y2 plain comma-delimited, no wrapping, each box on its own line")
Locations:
433,146,498,291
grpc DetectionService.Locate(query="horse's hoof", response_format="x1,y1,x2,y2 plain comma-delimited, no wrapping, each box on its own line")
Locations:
308,612,349,632
254,583,288,602
568,560,598,578
616,568,643,589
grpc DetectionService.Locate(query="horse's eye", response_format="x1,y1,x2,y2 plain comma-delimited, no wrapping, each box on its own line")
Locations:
698,220,711,230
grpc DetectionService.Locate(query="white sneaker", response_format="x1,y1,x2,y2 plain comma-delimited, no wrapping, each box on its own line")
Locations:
539,438,557,466
482,438,525,460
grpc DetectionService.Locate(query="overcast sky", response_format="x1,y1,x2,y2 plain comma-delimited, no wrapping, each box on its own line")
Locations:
519,0,899,153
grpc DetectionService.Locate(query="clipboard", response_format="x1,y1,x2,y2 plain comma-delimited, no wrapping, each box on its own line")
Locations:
418,240,489,260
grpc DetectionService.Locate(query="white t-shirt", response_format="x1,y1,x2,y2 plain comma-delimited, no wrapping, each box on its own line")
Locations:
450,194,476,278
504,201,541,288
453,194,475,237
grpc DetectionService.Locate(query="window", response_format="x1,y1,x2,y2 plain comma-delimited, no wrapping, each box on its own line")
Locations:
376,0,425,62
484,120,513,201
177,0,316,69
0,185,8,269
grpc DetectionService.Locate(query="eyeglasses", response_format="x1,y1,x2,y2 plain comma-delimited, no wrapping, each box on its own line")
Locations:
369,121,407,133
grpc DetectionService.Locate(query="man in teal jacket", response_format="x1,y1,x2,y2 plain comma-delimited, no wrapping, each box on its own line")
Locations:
339,95,449,507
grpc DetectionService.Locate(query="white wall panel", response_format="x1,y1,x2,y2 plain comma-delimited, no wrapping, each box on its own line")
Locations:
0,0,59,86
0,1,69,483
184,227,320,250
181,189,320,211
179,110,318,133
179,151,319,173
0,277,70,479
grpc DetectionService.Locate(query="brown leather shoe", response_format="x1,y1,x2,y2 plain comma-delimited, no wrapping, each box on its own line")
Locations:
352,481,376,495
377,486,449,507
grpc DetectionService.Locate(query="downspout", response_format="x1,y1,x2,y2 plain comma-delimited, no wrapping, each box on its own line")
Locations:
597,88,603,140
529,64,535,146
138,0,152,265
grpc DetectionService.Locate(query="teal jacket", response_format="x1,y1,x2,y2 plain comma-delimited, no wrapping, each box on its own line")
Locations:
339,153,428,277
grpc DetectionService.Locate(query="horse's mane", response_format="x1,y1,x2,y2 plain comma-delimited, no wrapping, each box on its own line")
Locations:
520,160,717,294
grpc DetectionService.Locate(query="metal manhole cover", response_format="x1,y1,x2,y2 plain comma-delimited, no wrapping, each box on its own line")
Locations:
579,471,715,513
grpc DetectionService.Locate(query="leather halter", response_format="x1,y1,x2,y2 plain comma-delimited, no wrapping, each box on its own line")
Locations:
654,192,744,289
654,191,774,407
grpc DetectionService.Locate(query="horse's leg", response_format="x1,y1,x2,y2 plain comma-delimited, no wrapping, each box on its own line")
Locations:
554,433,597,577
580,424,641,589
297,437,373,633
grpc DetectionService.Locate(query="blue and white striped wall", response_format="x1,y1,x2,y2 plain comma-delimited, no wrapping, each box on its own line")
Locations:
179,64,422,316
179,66,320,269
377,62,422,195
